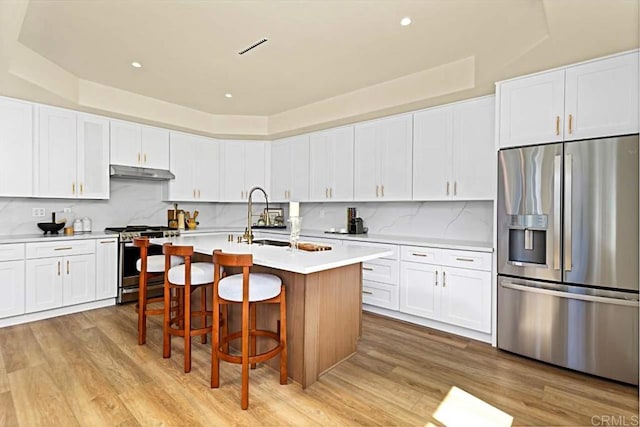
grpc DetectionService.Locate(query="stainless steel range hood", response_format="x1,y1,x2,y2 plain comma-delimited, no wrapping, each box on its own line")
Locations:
109,164,175,181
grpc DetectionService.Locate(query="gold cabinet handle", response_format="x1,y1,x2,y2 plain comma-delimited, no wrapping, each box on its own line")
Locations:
362,290,373,295
80,183,84,195
555,116,560,136
66,260,70,275
329,188,333,198
72,182,75,194
435,270,438,286
412,252,428,257
57,261,61,276
193,189,196,198
144,153,147,164
568,114,573,134
198,189,201,198
325,188,328,198
54,247,72,251
455,257,475,262
99,240,114,244
376,185,379,197
453,182,457,196
443,271,446,287
362,267,374,271
381,185,384,197
137,152,141,164
446,181,450,196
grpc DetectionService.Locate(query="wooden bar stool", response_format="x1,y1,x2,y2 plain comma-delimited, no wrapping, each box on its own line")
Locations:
210,249,288,410
133,237,182,345
162,243,213,373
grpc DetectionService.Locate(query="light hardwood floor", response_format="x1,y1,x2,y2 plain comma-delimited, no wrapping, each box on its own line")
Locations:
0,305,637,426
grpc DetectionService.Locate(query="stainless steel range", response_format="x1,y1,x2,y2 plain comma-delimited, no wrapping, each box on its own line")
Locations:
105,225,180,304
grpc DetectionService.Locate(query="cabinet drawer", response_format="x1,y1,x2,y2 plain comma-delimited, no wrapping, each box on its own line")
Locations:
362,280,399,310
401,245,440,264
343,241,398,260
362,258,399,285
26,240,96,259
438,250,492,272
0,243,25,262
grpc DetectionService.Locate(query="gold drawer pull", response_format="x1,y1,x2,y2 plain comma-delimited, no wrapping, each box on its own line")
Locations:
362,267,374,271
54,247,73,251
362,290,373,295
99,240,114,244
568,114,573,134
455,257,475,262
555,116,560,135
411,253,428,257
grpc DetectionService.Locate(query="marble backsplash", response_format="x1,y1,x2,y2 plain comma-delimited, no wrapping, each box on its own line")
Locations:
296,201,493,243
0,180,493,242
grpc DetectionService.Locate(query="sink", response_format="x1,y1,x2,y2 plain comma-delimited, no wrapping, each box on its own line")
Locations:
253,239,290,247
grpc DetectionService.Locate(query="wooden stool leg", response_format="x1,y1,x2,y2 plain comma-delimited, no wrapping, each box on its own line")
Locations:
163,283,171,359
200,286,207,344
279,285,288,385
241,298,250,410
222,305,229,353
138,272,147,345
211,297,220,388
184,282,192,373
250,303,257,369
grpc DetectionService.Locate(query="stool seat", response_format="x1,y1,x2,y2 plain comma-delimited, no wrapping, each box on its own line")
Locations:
137,255,182,273
219,273,281,302
168,262,215,285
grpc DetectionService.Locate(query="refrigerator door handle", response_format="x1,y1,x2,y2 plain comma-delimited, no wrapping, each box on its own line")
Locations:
500,282,639,307
564,154,573,272
553,155,561,270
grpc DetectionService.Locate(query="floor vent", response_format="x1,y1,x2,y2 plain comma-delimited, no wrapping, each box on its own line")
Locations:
238,38,268,55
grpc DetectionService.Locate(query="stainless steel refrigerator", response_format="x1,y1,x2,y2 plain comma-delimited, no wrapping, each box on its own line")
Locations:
497,134,639,385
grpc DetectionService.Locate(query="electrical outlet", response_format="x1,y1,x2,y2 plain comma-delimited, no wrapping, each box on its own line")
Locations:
32,208,45,217
63,207,72,213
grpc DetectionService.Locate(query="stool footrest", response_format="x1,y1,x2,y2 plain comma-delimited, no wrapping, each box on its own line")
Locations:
216,329,282,365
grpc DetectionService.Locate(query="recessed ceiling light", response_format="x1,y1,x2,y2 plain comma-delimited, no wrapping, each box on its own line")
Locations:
225,93,233,98
400,17,412,26
131,61,142,68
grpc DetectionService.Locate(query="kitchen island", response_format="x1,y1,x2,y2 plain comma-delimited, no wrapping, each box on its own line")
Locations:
151,234,392,388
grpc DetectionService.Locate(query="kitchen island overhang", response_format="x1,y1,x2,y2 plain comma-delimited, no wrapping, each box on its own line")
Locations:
150,234,392,387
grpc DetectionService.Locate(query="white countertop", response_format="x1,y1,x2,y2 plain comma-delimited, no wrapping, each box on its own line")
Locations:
150,234,393,275
0,231,114,244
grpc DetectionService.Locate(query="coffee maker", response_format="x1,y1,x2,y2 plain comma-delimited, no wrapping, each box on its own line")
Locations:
347,207,367,234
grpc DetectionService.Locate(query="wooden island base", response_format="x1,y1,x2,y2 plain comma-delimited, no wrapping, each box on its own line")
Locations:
225,262,362,388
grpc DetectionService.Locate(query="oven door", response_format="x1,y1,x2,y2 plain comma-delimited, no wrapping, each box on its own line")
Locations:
118,242,164,304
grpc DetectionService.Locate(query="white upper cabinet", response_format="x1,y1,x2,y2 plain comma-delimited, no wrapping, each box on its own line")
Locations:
498,50,639,148
166,132,220,202
452,97,496,200
354,114,412,201
309,126,354,201
36,106,109,199
564,52,639,141
77,114,110,199
413,96,495,201
0,97,34,197
270,135,309,202
36,106,77,198
110,120,170,169
221,141,265,202
498,70,565,148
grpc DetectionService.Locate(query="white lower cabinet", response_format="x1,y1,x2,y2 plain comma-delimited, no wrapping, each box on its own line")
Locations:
0,243,26,319
95,238,118,299
342,240,400,310
25,240,97,313
399,245,491,333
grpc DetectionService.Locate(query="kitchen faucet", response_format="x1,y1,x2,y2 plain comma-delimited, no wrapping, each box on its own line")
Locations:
243,186,269,244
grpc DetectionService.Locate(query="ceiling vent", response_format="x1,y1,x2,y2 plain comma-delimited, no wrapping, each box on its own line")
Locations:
238,38,268,55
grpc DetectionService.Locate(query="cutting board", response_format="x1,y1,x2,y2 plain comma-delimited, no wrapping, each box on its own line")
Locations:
297,242,332,252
